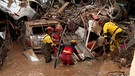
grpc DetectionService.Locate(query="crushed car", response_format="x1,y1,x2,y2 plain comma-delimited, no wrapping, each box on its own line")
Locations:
0,0,44,40
23,19,63,53
0,22,8,70
0,0,44,21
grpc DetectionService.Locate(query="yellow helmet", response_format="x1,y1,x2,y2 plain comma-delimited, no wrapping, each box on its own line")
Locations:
70,40,77,45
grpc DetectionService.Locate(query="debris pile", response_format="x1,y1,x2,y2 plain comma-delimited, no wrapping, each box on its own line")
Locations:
0,0,135,71
40,0,135,66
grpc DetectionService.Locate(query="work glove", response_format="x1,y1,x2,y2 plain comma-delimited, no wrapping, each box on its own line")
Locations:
51,43,56,47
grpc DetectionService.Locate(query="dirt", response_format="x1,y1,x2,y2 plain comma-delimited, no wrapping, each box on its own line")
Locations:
0,41,130,76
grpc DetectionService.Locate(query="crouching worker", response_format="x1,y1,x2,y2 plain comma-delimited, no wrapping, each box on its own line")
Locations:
60,40,83,65
103,21,127,52
101,18,127,59
41,26,56,63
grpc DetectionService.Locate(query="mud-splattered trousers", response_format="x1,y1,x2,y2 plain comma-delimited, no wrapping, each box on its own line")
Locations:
41,43,52,63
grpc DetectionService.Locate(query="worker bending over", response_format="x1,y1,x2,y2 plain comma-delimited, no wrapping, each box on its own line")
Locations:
60,40,83,65
101,18,127,57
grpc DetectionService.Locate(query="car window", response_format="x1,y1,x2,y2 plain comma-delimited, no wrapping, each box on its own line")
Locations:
32,27,44,35
31,25,56,35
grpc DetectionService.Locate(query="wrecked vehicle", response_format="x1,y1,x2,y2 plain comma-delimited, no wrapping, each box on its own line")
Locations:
0,0,44,40
0,0,44,34
0,0,44,21
0,23,7,70
0,21,7,41
24,19,62,53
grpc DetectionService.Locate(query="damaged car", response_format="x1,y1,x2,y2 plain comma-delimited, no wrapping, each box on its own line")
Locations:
23,19,62,53
0,0,44,21
0,22,8,70
0,0,44,40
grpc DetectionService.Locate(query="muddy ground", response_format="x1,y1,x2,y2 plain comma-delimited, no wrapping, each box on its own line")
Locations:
0,40,130,76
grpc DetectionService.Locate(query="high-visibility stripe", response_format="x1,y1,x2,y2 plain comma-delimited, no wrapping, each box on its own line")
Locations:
63,50,72,54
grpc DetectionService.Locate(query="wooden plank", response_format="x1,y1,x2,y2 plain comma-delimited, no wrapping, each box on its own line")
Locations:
57,2,70,14
25,19,60,26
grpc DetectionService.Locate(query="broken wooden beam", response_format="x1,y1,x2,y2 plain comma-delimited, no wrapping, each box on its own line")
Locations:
57,2,70,14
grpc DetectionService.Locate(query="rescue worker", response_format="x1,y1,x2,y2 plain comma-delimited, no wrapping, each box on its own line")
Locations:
53,25,62,44
52,25,63,56
60,40,83,65
101,18,127,57
41,26,56,63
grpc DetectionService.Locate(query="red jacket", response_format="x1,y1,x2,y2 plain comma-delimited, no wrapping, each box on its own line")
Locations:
62,44,78,55
53,33,61,42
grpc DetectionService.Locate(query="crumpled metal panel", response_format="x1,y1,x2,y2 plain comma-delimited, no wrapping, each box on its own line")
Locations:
0,0,39,20
62,33,93,58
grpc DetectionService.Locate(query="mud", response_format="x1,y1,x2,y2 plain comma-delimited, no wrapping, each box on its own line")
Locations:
0,41,130,76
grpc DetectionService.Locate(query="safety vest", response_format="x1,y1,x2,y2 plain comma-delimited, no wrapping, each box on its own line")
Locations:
103,22,122,40
63,46,74,55
103,22,122,35
43,34,53,44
